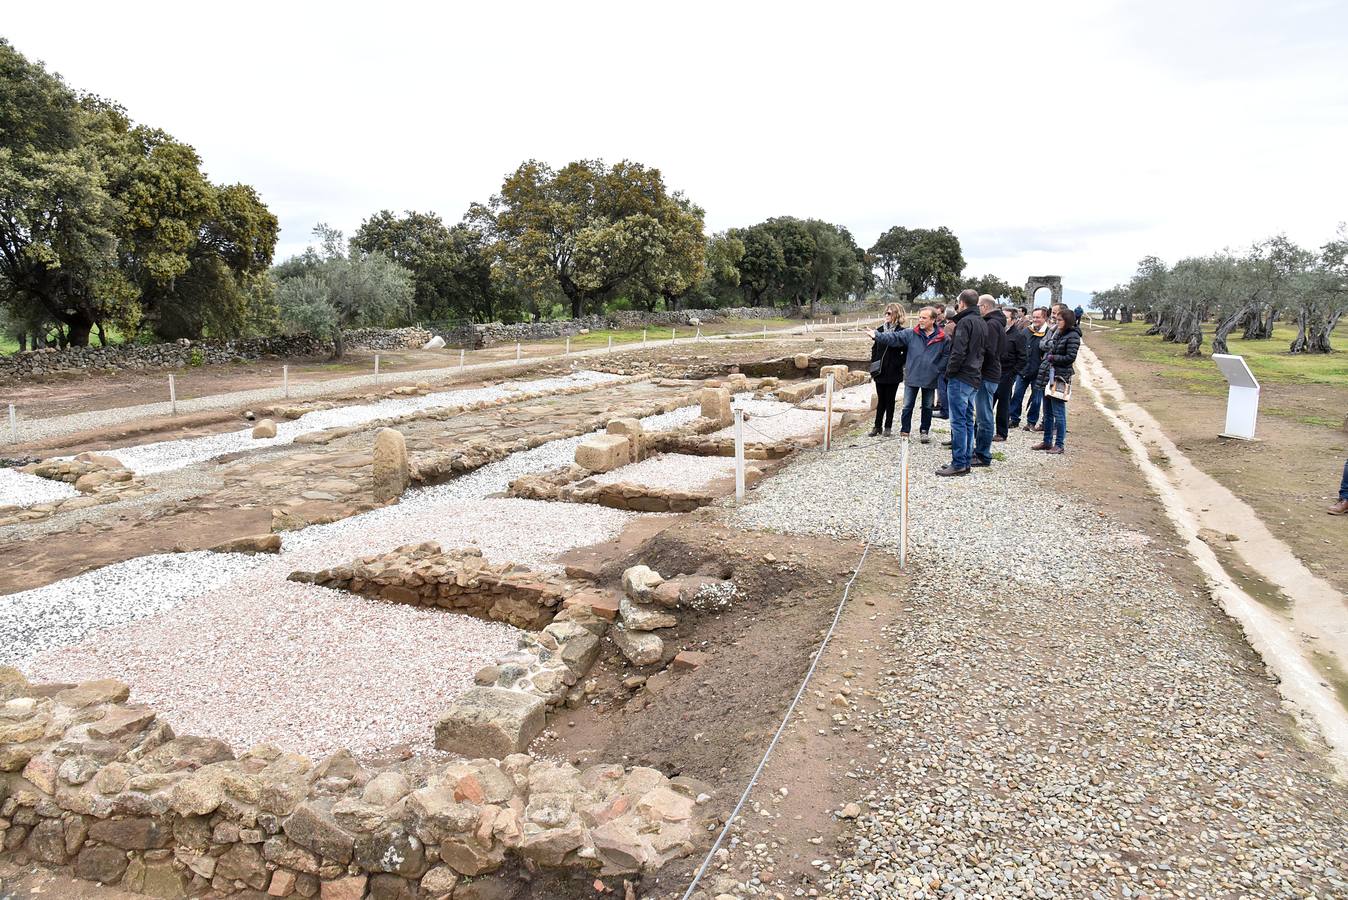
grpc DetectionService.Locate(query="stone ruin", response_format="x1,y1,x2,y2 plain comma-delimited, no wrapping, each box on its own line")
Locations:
1025,274,1063,308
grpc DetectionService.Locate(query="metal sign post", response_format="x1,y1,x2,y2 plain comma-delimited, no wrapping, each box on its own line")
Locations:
1213,354,1260,440
733,408,746,501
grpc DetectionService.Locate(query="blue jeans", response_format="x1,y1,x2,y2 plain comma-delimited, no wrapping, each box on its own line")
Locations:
945,379,977,470
1009,374,1032,425
1024,384,1044,427
973,379,996,462
1042,396,1068,447
935,373,949,417
1340,459,1348,501
901,385,934,434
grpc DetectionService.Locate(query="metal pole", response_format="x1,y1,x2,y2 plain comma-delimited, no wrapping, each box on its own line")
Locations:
824,373,834,451
899,438,910,569
564,336,570,356
282,365,289,399
733,408,745,501
374,354,380,383
516,341,521,361
460,348,466,368
7,404,15,444
607,336,613,354
168,374,177,416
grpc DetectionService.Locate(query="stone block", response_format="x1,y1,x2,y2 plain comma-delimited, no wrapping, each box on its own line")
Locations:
775,378,825,404
793,353,811,370
611,626,663,667
75,843,129,883
574,434,631,473
561,589,620,621
819,364,849,384
619,596,677,632
433,687,546,757
673,650,708,671
699,387,732,426
252,419,278,439
621,565,663,601
606,418,646,460
210,533,282,554
372,428,410,503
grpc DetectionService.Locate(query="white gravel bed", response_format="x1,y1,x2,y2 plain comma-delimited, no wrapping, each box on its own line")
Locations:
718,426,1348,899
23,576,521,757
0,466,81,509
103,370,623,475
590,453,736,491
0,552,267,665
713,397,837,444
800,382,876,412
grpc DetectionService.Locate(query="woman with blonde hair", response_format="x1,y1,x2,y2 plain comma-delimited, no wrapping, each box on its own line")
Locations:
867,303,907,436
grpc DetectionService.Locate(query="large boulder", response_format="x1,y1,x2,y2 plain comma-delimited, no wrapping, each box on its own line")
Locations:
699,387,732,426
372,427,410,503
611,626,663,667
252,418,278,439
606,418,645,461
574,434,630,473
433,687,546,757
619,596,677,632
422,335,446,350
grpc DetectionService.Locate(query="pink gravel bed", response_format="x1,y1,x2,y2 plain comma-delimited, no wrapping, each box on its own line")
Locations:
589,453,737,492
24,575,522,757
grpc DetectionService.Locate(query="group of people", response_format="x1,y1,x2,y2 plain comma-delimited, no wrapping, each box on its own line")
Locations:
867,289,1083,476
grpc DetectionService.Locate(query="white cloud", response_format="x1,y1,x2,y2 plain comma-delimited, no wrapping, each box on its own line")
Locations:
6,0,1346,295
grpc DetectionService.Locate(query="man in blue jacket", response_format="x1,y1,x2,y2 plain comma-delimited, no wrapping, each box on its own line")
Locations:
936,290,985,476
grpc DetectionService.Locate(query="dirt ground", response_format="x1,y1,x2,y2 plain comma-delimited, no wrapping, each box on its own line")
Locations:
1086,327,1348,597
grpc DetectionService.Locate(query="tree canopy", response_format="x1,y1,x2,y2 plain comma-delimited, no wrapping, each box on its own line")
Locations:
868,226,965,300
0,39,278,347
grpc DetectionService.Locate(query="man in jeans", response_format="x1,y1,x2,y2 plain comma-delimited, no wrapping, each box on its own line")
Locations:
972,295,1004,467
936,290,986,477
1011,307,1049,429
1331,459,1348,515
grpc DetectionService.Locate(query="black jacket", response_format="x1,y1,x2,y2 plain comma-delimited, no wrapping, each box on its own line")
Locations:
945,307,986,388
980,310,1006,383
869,324,907,385
1003,321,1027,381
1020,325,1047,379
1037,326,1082,388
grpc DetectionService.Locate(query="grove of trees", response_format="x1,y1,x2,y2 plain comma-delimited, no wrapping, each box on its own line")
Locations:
2,38,1029,354
1091,231,1348,355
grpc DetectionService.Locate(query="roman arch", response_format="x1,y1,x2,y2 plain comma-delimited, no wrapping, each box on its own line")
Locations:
1025,275,1063,308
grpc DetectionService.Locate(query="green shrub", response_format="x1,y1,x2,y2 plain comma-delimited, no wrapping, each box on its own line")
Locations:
187,348,205,367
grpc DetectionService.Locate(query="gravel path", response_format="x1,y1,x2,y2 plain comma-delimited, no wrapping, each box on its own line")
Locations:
104,370,623,475
722,428,1348,899
715,398,838,444
0,466,80,508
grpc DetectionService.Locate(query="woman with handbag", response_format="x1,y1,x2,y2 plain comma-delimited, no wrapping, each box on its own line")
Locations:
868,303,907,436
1033,307,1081,454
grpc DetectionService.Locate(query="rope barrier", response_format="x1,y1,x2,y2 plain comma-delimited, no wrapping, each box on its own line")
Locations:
678,465,904,900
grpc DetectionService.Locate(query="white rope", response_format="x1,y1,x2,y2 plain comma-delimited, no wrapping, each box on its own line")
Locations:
678,472,902,900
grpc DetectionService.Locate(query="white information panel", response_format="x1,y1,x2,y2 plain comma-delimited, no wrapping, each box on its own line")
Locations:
1212,353,1260,440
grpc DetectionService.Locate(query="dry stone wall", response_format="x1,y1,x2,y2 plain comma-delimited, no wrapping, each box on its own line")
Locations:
449,307,788,348
0,667,712,899
0,328,431,381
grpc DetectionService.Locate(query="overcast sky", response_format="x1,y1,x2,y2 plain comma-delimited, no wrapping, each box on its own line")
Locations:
6,0,1347,296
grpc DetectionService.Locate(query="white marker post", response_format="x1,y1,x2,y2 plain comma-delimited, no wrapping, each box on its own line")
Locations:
168,374,177,416
7,404,15,444
282,365,289,399
762,323,767,340
374,354,380,384
460,348,466,368
643,329,648,347
564,336,570,356
607,336,613,354
1213,353,1261,440
733,407,746,502
823,373,835,450
671,326,677,345
899,439,910,569
516,341,521,361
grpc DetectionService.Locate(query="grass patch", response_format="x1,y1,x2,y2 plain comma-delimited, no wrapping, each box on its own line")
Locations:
1096,321,1348,388
563,317,797,350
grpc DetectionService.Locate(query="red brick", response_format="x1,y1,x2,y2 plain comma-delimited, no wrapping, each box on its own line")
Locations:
563,590,620,621
672,650,708,671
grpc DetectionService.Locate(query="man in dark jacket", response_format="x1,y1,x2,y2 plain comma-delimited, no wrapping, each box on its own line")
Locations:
936,290,985,477
1011,306,1048,429
972,296,1004,467
993,306,1026,440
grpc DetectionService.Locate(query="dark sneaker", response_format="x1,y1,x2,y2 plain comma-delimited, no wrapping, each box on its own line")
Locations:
883,428,893,436
1045,446,1064,455
1329,500,1348,516
941,440,953,448
919,432,930,444
935,465,970,477
970,457,992,467
992,435,1006,442
868,428,881,437
1031,442,1050,451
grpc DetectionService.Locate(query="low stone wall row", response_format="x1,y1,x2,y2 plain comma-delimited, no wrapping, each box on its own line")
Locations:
0,667,712,899
0,328,432,380
443,307,790,348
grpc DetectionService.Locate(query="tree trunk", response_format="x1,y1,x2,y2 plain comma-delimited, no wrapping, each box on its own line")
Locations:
96,322,108,347
1120,306,1133,324
64,317,92,348
1211,304,1252,356
332,327,346,359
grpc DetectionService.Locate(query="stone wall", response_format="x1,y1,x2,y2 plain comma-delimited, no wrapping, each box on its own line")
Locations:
447,307,791,349
289,544,578,630
0,328,432,381
0,668,710,899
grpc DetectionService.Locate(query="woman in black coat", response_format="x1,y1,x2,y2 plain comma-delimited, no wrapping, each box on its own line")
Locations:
869,303,908,436
1032,307,1081,454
